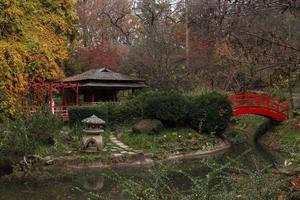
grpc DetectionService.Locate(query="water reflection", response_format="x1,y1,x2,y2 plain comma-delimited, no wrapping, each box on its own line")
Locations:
0,142,279,200
82,174,105,191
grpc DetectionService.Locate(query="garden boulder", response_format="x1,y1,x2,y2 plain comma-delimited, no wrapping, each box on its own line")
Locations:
132,119,163,134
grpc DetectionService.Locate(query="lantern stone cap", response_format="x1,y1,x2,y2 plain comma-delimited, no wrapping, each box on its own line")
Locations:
82,115,105,125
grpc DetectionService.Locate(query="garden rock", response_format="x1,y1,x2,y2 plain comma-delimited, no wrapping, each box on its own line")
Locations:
132,119,163,134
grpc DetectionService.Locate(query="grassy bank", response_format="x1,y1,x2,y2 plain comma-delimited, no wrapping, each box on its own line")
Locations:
118,126,219,159
261,120,300,168
229,114,300,171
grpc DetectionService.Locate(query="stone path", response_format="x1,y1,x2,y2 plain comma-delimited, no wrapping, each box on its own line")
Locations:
105,134,140,157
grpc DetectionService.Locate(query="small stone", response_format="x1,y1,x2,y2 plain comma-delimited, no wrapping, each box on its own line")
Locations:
119,146,129,149
144,153,154,157
44,156,51,160
135,150,144,154
119,144,129,148
46,159,55,165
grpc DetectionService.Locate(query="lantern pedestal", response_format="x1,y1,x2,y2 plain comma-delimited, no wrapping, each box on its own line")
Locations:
82,135,103,152
81,115,106,152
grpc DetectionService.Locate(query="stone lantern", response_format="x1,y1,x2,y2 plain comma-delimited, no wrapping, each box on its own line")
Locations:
82,115,105,151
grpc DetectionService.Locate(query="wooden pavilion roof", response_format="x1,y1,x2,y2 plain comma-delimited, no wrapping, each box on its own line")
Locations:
63,67,144,83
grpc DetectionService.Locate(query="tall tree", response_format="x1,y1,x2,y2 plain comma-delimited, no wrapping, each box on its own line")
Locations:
0,0,77,117
76,0,137,47
186,0,300,95
122,0,194,90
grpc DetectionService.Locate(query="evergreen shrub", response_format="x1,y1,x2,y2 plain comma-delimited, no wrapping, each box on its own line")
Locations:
68,101,143,124
187,92,233,136
143,91,189,125
68,90,233,136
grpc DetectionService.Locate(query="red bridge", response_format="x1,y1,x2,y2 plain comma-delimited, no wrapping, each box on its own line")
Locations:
228,93,289,122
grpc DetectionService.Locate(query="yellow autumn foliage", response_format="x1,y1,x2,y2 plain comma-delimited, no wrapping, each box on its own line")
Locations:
0,0,77,117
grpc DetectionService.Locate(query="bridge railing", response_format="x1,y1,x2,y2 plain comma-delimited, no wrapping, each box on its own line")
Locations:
228,93,289,119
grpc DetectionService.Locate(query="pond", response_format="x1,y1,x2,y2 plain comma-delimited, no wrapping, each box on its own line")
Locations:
0,141,278,200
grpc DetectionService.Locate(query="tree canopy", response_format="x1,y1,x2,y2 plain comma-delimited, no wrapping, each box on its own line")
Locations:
0,0,77,116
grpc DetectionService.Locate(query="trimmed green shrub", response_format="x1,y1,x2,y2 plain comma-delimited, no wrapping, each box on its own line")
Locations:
68,103,110,124
125,89,160,117
187,92,233,136
68,101,143,124
68,90,162,124
143,91,189,125
68,90,232,136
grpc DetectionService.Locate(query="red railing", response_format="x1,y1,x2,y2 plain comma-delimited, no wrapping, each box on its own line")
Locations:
53,106,69,121
228,93,289,122
27,105,69,122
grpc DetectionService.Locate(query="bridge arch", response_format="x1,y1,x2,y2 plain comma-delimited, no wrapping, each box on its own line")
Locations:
228,93,289,122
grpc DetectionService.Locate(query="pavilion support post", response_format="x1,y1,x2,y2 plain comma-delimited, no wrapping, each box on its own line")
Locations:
76,83,79,105
91,92,95,103
91,90,95,103
61,86,65,106
112,91,118,102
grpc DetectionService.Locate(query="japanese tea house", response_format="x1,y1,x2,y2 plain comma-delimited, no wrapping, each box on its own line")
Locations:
31,67,147,120
62,67,147,104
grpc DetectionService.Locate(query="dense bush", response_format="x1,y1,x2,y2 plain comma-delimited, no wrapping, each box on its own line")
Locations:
143,91,189,125
68,103,110,124
26,111,64,144
68,90,232,136
68,101,143,124
0,111,63,158
68,90,161,124
0,118,36,158
187,92,232,136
